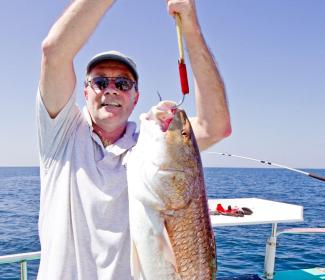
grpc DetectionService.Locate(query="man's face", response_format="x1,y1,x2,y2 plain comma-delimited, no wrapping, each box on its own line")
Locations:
84,60,139,132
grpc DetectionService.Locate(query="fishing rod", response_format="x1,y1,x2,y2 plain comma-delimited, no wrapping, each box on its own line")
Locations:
204,152,325,182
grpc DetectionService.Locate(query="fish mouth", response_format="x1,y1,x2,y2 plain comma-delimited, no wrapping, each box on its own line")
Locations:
166,109,191,135
145,101,190,133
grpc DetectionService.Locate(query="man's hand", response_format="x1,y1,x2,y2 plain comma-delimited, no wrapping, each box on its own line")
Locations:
166,0,199,32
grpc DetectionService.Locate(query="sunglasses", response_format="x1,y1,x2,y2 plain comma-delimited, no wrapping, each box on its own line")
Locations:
87,76,137,93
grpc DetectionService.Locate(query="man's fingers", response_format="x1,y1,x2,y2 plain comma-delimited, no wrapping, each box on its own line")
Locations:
166,0,194,18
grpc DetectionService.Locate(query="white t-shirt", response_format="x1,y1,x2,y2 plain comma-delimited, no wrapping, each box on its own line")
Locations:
36,91,137,280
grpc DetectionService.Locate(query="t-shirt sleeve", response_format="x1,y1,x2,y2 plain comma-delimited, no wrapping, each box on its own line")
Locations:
36,89,81,169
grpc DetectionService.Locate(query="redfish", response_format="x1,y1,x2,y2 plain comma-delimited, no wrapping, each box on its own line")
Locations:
127,101,216,279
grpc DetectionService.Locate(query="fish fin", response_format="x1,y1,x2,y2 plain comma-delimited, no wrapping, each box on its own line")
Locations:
131,240,142,280
156,225,178,273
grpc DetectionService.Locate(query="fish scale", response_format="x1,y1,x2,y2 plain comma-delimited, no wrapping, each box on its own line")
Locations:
165,200,215,279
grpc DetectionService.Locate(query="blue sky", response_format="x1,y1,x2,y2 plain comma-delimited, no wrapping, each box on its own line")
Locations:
0,0,324,168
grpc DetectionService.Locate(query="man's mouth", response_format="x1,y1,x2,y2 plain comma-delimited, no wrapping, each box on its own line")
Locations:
101,101,122,108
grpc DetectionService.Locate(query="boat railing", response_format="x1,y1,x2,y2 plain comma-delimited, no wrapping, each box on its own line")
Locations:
1,229,324,280
0,251,40,280
264,227,325,279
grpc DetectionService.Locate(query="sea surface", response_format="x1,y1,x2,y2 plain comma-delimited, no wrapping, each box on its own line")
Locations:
0,167,324,279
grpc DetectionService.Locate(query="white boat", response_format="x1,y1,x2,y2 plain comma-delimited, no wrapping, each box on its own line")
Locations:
0,198,324,280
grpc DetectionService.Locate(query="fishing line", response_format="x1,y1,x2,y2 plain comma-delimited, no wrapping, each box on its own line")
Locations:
204,152,325,182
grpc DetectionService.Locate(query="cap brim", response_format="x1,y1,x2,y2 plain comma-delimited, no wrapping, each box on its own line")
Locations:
86,53,138,81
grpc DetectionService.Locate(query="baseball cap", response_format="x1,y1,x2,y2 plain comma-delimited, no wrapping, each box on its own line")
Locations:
86,50,138,81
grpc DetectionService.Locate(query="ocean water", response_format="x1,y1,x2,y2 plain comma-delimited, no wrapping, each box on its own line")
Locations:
0,167,324,279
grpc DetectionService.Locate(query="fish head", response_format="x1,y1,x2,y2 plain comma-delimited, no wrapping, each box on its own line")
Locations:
136,101,202,210
140,101,201,170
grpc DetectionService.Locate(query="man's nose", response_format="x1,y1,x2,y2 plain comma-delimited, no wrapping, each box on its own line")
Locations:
103,83,118,95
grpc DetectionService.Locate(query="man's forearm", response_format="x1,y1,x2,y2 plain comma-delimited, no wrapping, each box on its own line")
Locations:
184,24,231,149
185,28,230,126
40,0,116,117
42,0,115,60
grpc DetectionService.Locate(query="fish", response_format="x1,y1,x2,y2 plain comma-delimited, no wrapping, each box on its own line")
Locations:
127,101,217,280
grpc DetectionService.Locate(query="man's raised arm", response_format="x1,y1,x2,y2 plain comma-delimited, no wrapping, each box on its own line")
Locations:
40,0,116,118
167,0,231,151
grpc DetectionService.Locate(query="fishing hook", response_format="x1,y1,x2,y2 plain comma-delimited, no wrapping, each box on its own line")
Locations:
156,90,185,109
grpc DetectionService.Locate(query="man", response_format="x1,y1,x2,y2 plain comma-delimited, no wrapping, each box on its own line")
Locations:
37,0,231,279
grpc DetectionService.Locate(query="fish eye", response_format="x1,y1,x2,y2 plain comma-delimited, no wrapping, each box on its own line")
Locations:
181,130,189,137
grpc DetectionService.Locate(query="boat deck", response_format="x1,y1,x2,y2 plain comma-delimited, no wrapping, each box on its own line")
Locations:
208,198,303,227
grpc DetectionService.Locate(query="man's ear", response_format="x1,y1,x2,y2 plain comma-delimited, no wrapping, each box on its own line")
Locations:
84,88,88,100
133,91,139,106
